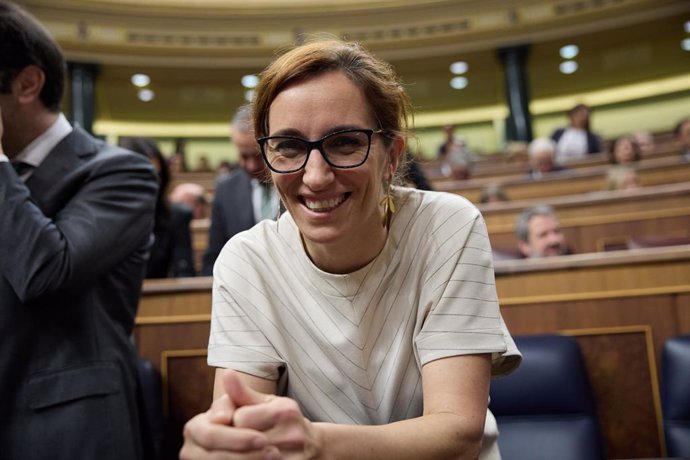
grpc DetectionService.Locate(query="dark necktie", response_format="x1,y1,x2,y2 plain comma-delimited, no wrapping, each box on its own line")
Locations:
12,161,34,177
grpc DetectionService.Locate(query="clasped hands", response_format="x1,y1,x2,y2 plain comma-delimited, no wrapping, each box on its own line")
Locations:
180,369,321,460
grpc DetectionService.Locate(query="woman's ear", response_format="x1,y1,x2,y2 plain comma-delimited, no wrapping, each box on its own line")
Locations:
386,135,406,180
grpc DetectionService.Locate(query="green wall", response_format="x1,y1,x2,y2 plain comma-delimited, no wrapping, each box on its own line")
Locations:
156,89,689,168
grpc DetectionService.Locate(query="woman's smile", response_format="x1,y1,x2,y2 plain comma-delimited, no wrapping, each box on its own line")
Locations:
302,192,350,213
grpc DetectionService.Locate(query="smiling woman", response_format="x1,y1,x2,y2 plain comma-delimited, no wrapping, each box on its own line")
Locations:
180,39,521,460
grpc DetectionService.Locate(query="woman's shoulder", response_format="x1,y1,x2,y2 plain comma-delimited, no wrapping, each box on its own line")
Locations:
392,188,481,249
399,187,479,219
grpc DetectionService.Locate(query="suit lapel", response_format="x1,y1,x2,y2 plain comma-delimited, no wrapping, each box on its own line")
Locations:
26,127,99,212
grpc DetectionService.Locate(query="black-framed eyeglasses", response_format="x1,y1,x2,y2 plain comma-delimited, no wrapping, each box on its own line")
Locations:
257,128,384,174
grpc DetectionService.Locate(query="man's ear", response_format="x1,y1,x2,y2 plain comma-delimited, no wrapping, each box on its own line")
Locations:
517,240,530,258
12,65,45,105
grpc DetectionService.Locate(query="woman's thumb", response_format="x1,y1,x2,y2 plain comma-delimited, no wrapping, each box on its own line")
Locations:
223,369,265,408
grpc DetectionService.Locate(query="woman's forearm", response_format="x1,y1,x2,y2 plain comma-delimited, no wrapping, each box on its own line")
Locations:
313,411,484,460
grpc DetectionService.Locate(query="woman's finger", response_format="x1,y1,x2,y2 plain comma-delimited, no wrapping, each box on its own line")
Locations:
183,412,269,453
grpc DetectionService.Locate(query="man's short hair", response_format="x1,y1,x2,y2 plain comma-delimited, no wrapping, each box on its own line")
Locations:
528,137,556,158
232,104,254,133
0,0,66,111
515,204,557,242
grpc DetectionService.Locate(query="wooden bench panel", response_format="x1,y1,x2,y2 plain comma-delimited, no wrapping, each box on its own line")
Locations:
436,156,689,203
136,247,690,459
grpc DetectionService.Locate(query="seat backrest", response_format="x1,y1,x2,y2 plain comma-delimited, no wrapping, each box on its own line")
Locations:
661,334,690,458
489,334,605,460
137,356,166,460
627,235,690,249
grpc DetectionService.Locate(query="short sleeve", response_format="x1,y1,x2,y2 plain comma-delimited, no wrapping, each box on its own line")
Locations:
415,211,521,376
207,271,284,380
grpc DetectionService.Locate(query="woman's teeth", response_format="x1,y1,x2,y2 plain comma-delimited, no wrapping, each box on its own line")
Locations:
305,194,346,212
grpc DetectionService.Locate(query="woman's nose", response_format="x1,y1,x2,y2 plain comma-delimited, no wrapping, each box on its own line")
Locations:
302,148,335,189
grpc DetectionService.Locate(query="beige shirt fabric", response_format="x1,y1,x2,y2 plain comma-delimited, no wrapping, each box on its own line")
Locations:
208,186,521,458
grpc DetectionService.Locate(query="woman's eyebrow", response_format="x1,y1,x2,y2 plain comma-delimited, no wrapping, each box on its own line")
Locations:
268,125,368,139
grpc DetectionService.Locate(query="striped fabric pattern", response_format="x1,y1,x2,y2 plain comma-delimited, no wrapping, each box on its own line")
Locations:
208,187,520,426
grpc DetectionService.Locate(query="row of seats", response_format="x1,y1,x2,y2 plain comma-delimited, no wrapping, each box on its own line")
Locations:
661,335,690,458
135,333,690,459
490,334,690,460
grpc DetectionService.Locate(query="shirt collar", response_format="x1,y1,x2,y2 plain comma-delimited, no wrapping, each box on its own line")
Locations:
13,113,73,168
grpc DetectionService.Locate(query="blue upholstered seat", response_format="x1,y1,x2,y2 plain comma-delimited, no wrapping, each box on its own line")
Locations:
661,334,690,459
489,334,605,460
137,356,166,460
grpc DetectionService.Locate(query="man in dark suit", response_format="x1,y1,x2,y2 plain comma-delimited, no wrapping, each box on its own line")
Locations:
0,2,158,459
201,105,277,275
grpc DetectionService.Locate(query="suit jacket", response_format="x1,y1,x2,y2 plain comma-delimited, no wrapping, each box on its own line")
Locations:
146,202,195,278
0,127,158,460
201,169,256,275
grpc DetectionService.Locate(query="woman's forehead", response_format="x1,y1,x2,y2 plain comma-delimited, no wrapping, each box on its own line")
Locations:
267,72,376,133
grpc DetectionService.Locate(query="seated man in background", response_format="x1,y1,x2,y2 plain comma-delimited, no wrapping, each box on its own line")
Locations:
526,137,565,179
201,104,278,275
515,205,570,258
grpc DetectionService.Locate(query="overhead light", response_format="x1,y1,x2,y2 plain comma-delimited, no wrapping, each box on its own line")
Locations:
450,76,468,89
241,74,259,89
559,61,578,74
131,73,151,87
137,89,155,102
682,38,690,52
559,44,579,60
684,20,690,34
449,61,468,75
244,89,256,102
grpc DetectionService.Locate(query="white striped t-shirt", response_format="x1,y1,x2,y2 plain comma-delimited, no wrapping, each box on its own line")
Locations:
208,187,520,453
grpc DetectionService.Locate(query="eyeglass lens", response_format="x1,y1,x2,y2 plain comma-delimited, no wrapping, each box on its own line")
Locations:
263,130,371,172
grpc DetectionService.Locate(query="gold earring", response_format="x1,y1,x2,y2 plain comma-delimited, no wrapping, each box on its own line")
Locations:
380,180,396,228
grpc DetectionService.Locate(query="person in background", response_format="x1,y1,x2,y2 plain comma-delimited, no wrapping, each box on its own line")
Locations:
200,104,278,275
526,137,565,179
404,150,433,190
438,126,474,180
608,135,641,164
673,117,690,161
170,182,208,220
120,137,196,278
181,39,520,460
168,151,187,173
632,130,655,155
194,154,213,172
479,184,509,204
515,205,569,258
551,103,603,163
606,165,640,191
504,141,529,164
0,2,158,458
216,160,234,178
436,123,459,159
